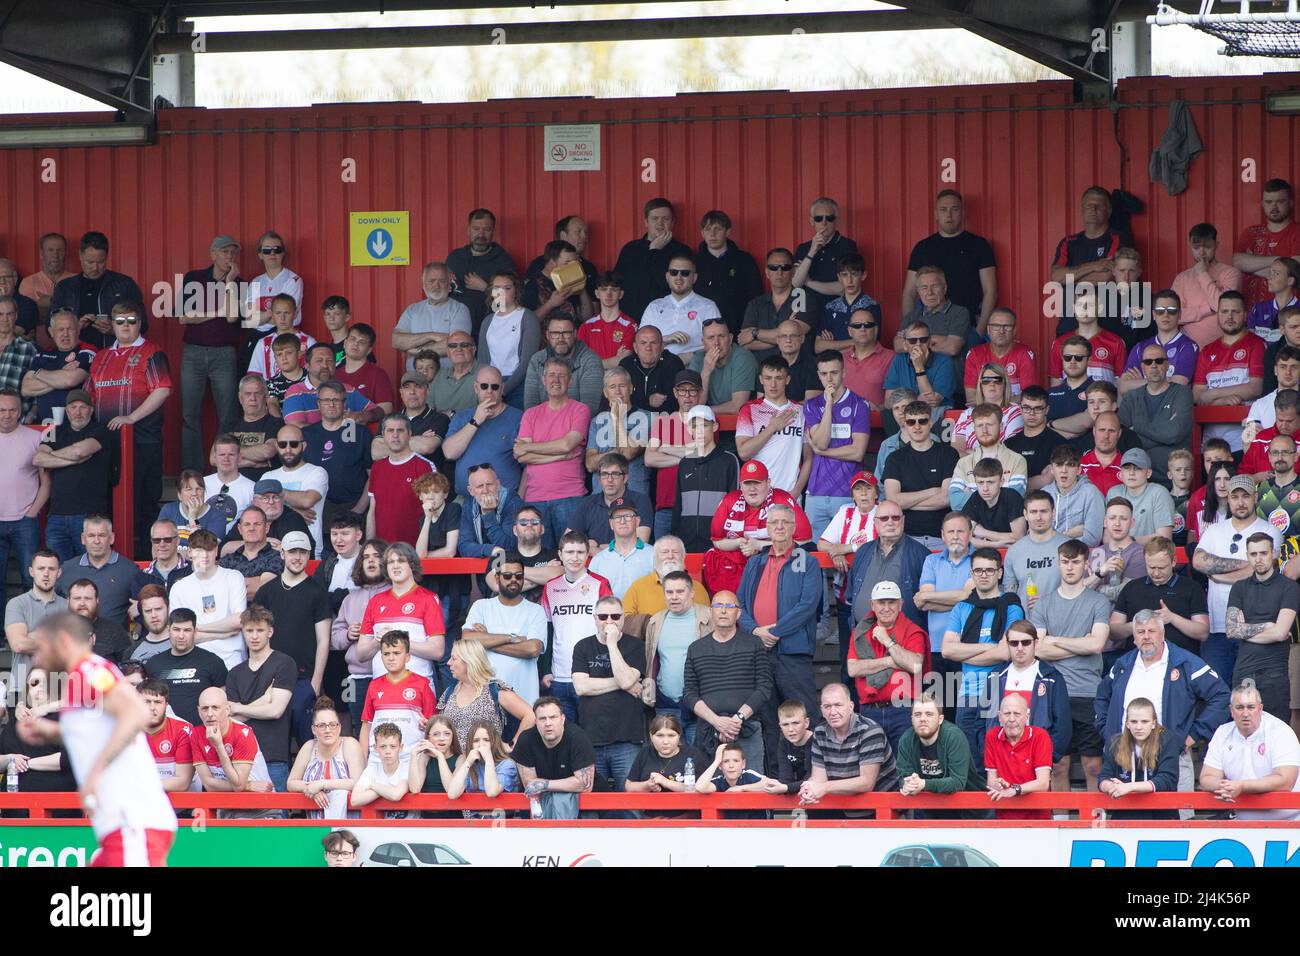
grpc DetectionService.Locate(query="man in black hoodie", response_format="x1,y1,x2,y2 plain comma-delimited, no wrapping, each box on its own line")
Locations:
614,198,692,321
693,210,762,337
49,231,145,349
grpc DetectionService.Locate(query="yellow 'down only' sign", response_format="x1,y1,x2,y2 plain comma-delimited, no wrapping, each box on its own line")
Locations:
349,211,410,266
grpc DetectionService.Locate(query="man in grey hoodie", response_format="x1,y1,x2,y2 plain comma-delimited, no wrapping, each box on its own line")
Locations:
1043,444,1105,548
522,315,604,414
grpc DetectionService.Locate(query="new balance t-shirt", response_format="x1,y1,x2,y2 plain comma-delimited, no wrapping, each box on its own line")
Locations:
882,441,960,538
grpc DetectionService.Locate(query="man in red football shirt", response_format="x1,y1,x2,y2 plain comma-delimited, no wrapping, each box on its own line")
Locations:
984,692,1052,820
965,307,1039,404
1193,291,1265,456
1049,287,1125,386
1233,178,1300,309
366,414,434,547
1080,412,1124,497
139,678,196,792
710,460,814,558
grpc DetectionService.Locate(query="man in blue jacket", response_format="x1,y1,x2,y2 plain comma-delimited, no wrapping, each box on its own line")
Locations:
843,499,931,632
457,464,523,586
1094,609,1230,788
983,620,1073,763
738,503,822,777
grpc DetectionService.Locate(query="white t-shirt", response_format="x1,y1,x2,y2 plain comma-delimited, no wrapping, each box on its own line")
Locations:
168,567,249,668
1248,389,1281,429
262,462,330,558
395,298,472,371
463,596,549,705
204,472,255,517
1196,518,1281,632
1205,711,1300,820
244,268,304,331
640,291,721,355
1005,661,1041,696
734,398,804,493
485,307,526,378
820,502,876,600
329,552,359,593
355,761,410,818
1122,644,1169,725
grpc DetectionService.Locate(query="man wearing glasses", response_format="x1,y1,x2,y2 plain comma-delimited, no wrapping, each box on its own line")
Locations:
1194,475,1282,687
86,301,172,554
640,255,720,358
442,365,524,497
570,452,652,554
262,425,329,558
740,248,809,362
1118,343,1193,485
793,197,859,321
426,331,481,415
881,400,959,548
964,308,1039,404
883,320,957,414
462,552,547,705
840,311,893,410
1006,387,1065,493
1118,290,1198,397
572,594,647,796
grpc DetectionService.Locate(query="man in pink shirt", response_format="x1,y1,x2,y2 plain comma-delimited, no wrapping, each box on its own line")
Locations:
515,356,592,546
841,307,894,411
1173,223,1242,347
0,389,48,599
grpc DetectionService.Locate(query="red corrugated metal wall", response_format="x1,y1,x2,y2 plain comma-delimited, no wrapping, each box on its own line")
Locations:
0,74,1297,470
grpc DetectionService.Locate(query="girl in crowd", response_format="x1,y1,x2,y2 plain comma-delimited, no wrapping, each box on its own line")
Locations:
1098,697,1180,820
408,714,462,819
446,719,520,813
951,363,1024,451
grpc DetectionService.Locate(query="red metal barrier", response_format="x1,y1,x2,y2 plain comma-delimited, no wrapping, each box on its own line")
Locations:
3,790,1299,824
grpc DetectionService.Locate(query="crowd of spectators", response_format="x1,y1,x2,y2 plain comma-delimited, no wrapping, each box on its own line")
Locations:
2,182,1300,821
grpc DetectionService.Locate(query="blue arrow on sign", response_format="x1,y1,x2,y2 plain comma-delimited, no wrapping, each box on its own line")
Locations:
367,228,392,259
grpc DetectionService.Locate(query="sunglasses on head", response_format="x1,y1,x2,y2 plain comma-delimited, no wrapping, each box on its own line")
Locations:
596,612,623,621
848,322,876,330
277,440,302,448
812,214,837,222
766,263,793,272
667,269,693,277
467,462,493,474
260,246,285,255
477,382,502,391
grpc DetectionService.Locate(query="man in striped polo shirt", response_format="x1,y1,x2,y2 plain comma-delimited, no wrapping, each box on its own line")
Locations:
798,683,899,814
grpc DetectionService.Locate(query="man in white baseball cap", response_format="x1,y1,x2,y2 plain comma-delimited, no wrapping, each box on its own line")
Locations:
672,404,739,553
846,579,930,754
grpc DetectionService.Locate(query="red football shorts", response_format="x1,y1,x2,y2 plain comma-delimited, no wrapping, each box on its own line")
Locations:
91,827,175,867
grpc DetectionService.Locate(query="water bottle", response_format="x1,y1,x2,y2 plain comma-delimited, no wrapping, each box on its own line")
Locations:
529,795,543,820
683,758,696,789
6,762,18,794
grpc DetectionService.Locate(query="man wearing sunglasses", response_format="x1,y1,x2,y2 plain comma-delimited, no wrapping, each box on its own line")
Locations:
842,309,894,411
462,553,547,706
982,620,1072,766
426,331,482,415
739,248,809,361
443,365,525,498
613,197,693,322
903,189,998,336
49,231,145,350
1194,475,1282,686
571,594,646,797
1119,290,1198,397
1118,344,1193,486
883,319,957,414
640,255,720,358
262,425,329,558
793,197,859,321
86,301,173,554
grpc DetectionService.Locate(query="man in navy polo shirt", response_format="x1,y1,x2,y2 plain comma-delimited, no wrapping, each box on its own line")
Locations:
792,197,859,321
20,308,93,426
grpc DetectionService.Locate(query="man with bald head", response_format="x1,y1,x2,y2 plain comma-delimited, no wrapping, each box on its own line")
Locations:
263,423,329,558
619,323,686,414
442,364,525,497
193,686,276,815
772,318,822,402
683,587,773,772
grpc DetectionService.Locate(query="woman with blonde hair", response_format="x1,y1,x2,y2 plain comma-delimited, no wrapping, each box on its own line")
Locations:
1099,695,1181,820
437,639,535,752
951,362,1023,451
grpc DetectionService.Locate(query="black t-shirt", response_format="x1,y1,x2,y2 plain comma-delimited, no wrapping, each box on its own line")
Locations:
784,350,822,401
518,546,559,603
777,734,813,792
46,419,117,516
570,634,648,746
0,720,76,795
253,576,332,678
962,488,1024,534
1229,572,1300,673
627,742,709,784
511,723,597,781
418,501,469,603
303,421,372,504
406,407,451,476
881,441,960,538
225,650,298,764
145,647,229,725
907,230,997,318
1007,427,1067,483
1047,381,1088,421
222,412,284,482
1113,573,1208,654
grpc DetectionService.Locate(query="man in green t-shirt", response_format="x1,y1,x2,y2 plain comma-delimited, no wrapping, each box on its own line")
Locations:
896,694,987,819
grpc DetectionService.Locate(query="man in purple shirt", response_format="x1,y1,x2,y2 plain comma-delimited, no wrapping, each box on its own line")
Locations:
802,349,870,539
1118,289,1199,397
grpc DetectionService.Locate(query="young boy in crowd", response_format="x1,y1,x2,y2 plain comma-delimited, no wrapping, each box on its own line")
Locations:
579,272,638,368
964,457,1027,548
349,723,411,818
249,293,315,380
358,632,436,767
1167,448,1194,551
413,350,440,387
266,333,307,417
765,700,815,796
697,742,777,819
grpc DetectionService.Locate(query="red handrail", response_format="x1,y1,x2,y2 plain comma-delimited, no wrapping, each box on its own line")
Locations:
3,790,1298,823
